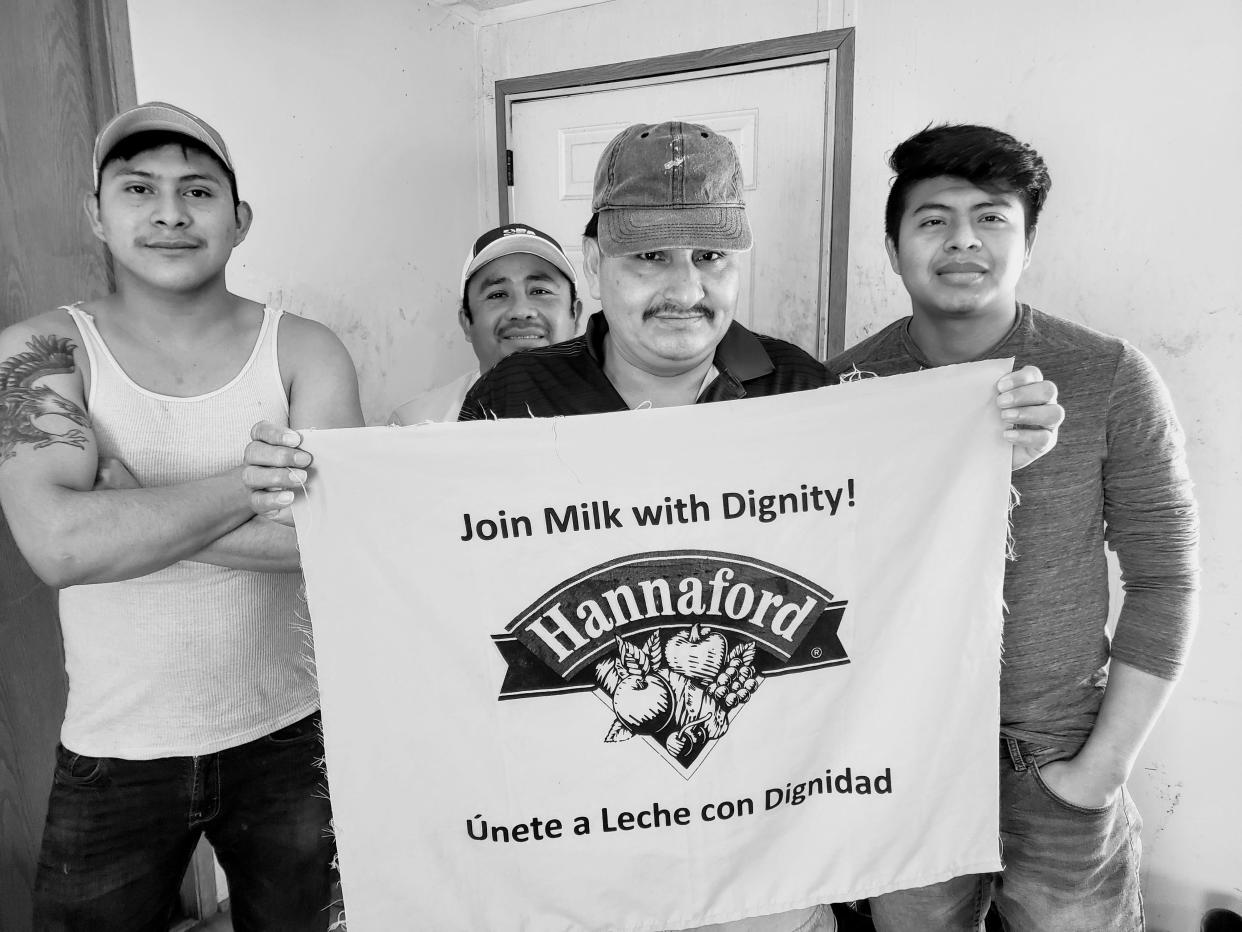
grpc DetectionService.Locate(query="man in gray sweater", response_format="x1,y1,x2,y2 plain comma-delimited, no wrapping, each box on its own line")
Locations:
827,124,1199,932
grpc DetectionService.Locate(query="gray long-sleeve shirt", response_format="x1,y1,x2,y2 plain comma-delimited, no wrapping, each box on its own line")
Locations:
826,304,1199,754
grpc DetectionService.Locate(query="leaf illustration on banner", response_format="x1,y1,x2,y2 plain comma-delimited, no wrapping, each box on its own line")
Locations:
604,719,634,743
733,642,756,668
616,635,646,677
595,657,621,696
704,704,731,740
644,632,664,671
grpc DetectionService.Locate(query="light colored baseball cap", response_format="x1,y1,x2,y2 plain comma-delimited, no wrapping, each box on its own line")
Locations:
591,121,752,257
460,224,577,300
93,101,233,179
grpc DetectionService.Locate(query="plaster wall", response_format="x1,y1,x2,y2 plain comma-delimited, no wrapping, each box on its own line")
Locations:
128,0,481,423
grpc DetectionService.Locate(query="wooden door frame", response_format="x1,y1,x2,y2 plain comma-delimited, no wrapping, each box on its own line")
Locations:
1,2,136,928
493,28,855,357
86,0,138,125
85,0,138,290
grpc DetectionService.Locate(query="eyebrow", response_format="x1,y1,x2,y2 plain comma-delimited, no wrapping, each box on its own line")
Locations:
112,168,223,185
912,197,1017,214
476,271,562,289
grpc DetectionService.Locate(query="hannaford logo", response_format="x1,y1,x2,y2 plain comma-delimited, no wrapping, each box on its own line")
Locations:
492,551,848,776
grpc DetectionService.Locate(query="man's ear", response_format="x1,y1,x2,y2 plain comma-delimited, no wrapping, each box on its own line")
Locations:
582,237,604,301
569,298,583,320
457,306,473,342
233,201,254,246
884,236,902,275
84,192,106,244
1023,226,1038,270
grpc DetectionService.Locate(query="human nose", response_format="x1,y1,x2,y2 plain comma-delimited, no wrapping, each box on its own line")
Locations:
151,190,189,228
506,295,540,319
944,217,981,252
660,254,705,307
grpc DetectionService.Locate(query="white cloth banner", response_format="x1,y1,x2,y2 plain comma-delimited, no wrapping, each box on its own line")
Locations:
294,360,1012,932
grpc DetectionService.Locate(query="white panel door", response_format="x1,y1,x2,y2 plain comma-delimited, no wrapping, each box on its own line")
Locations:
509,64,829,354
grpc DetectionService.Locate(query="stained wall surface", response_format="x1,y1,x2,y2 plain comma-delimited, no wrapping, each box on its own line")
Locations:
129,0,481,423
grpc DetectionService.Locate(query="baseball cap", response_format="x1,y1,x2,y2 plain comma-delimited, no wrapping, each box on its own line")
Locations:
460,224,577,300
591,121,752,257
93,101,234,180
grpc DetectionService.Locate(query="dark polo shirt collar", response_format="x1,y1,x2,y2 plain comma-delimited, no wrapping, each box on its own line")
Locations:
582,312,774,401
461,310,826,422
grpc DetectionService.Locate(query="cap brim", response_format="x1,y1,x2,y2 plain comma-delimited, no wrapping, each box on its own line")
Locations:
596,207,752,257
461,235,577,297
93,104,233,176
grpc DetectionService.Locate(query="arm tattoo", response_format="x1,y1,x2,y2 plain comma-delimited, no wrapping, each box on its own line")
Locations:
0,335,91,466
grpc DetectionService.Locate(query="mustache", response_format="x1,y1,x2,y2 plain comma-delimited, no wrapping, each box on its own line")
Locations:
642,303,715,320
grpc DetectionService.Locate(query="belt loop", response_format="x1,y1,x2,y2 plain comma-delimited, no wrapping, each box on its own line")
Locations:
1004,737,1027,771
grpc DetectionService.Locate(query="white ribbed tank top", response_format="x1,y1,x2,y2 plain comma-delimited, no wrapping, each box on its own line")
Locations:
58,305,318,759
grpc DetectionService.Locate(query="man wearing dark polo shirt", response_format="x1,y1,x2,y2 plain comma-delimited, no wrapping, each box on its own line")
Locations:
242,121,1064,931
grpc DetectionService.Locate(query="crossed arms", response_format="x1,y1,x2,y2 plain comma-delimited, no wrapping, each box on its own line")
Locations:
0,310,362,587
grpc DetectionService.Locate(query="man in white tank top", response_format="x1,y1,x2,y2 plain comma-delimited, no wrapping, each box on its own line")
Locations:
0,102,362,931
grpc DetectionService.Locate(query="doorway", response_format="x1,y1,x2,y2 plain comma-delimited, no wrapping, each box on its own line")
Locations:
495,29,854,358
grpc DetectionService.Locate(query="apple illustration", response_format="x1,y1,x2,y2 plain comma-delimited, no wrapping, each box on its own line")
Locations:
611,673,674,734
665,624,727,683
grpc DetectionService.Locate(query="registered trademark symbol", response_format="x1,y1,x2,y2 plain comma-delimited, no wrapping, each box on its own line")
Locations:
811,647,823,659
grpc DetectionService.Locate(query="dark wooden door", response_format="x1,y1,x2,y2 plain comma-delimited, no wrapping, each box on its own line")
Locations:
0,1,132,927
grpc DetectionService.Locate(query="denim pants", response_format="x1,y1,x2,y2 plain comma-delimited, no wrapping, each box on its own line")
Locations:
33,711,336,932
870,738,1145,932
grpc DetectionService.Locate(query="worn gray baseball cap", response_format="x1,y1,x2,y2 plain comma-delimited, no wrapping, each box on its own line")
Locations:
591,121,752,257
93,101,233,179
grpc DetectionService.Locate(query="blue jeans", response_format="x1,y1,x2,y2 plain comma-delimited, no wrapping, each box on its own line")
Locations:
33,711,335,932
870,738,1145,932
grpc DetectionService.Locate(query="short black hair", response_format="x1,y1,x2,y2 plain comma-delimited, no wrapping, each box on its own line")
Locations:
885,124,1050,249
96,129,240,212
461,269,578,322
